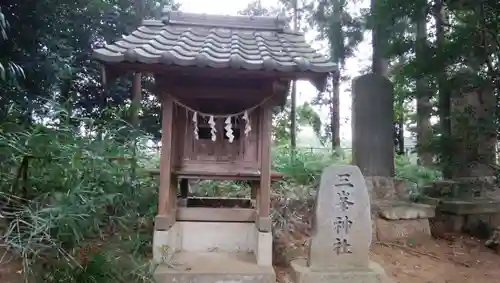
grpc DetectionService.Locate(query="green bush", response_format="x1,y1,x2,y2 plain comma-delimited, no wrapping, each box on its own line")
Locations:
395,155,441,199
0,112,157,282
272,145,347,186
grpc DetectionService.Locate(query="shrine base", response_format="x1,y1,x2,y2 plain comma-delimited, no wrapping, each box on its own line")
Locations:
154,252,275,283
153,222,274,283
290,259,392,283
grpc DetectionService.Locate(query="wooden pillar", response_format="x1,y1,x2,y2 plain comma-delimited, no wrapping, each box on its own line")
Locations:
155,92,175,230
257,104,272,232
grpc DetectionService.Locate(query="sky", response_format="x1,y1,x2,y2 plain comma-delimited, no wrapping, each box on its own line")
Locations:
177,0,373,143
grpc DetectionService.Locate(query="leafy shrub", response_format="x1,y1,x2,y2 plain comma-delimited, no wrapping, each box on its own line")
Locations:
272,145,347,187
395,155,441,199
0,110,157,282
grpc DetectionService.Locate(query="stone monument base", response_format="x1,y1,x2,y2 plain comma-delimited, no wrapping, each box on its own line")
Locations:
290,259,392,283
373,200,435,242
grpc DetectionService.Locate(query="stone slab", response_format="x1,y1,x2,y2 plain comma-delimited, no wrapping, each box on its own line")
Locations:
308,165,371,271
375,218,431,242
376,201,435,220
418,196,441,206
438,199,500,215
154,252,275,283
290,259,392,283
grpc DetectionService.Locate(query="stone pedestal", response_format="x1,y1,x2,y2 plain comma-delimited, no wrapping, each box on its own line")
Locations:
290,259,391,283
424,178,500,239
373,201,435,242
369,179,436,243
153,222,275,283
291,165,391,283
153,222,273,266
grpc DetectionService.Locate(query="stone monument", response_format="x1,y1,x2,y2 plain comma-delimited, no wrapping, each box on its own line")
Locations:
351,74,435,242
351,74,396,201
290,165,391,283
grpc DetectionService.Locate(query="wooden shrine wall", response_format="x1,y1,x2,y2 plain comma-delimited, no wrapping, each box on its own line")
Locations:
171,104,262,174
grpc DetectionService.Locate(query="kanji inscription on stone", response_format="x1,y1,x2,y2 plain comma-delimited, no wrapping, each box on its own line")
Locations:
333,215,353,234
337,190,354,212
334,237,352,255
307,165,372,271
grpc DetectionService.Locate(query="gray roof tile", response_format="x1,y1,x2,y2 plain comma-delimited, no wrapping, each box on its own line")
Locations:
93,11,337,74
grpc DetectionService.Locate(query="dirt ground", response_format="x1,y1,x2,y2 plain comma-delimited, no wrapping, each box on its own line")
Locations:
370,236,500,283
2,235,500,283
0,247,22,283
275,235,500,283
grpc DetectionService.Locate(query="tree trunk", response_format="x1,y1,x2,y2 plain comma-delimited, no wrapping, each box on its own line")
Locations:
415,2,433,166
290,81,297,150
131,72,142,128
330,0,342,150
132,0,145,129
397,117,404,155
290,0,298,151
331,75,340,150
371,0,389,76
434,0,451,178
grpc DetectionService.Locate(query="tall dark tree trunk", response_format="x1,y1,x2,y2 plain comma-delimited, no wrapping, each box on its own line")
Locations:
131,72,142,128
131,0,145,129
331,75,340,150
415,1,433,166
397,117,404,155
290,0,298,151
371,0,389,76
434,0,451,178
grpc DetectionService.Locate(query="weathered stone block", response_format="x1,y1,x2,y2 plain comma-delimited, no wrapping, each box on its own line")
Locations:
375,218,431,242
438,199,500,215
377,202,435,220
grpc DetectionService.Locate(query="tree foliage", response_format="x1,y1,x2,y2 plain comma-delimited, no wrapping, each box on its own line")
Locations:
0,0,179,137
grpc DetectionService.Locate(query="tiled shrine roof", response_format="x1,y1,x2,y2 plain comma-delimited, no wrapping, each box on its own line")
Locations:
93,10,337,75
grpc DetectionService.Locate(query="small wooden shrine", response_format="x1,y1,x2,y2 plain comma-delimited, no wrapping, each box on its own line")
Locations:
94,10,336,269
